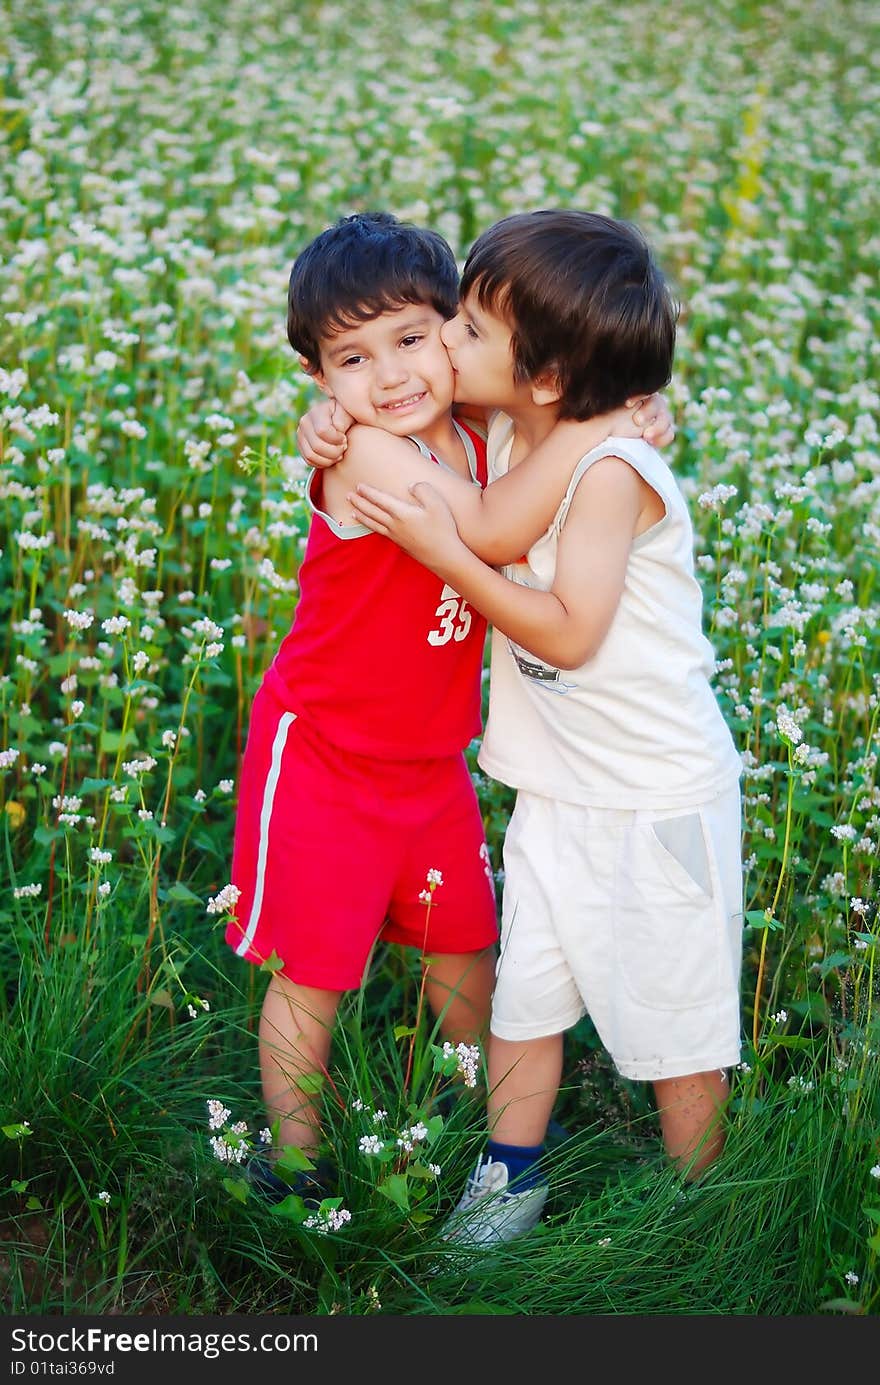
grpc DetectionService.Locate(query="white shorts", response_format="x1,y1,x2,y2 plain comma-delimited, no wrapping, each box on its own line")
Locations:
490,781,743,1082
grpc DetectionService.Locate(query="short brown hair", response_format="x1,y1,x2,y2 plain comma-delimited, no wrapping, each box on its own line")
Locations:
461,209,677,419
287,212,460,371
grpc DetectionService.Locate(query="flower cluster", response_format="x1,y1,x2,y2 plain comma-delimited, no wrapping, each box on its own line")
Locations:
441,1041,481,1089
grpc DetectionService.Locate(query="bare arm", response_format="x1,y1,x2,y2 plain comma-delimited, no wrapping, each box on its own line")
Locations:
338,411,645,566
347,458,640,669
301,394,675,565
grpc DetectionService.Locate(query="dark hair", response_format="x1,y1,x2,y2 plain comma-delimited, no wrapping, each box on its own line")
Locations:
287,211,460,370
460,210,677,419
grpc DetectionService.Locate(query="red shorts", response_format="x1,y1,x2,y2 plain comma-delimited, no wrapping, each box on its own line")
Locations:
226,683,498,989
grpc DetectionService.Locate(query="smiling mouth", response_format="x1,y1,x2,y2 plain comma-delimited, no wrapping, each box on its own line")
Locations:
379,392,426,412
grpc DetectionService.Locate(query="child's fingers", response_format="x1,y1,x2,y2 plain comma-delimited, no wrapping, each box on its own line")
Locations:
347,490,399,533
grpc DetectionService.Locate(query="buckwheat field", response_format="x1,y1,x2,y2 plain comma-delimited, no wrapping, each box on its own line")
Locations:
1,0,878,1316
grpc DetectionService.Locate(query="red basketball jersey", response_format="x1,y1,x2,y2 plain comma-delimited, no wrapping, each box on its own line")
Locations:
264,419,488,759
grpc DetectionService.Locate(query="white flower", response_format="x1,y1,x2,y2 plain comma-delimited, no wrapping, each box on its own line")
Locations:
869,1165,880,1180
206,1100,231,1130
206,883,241,916
101,615,131,637
14,883,42,899
217,779,233,793
844,1270,859,1287
0,748,21,770
359,1134,384,1155
64,609,94,632
442,1040,481,1088
97,1190,111,1205
303,1206,352,1234
97,882,111,898
831,824,857,842
776,708,803,746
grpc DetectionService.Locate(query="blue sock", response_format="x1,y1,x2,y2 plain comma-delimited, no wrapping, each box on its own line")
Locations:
486,1139,545,1190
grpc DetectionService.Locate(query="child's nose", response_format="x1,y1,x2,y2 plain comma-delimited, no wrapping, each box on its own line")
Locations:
376,355,408,388
440,315,459,348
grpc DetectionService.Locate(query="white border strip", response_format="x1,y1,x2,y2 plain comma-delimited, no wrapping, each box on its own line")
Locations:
235,710,297,956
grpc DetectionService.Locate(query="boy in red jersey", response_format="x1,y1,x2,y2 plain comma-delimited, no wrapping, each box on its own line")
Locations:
227,212,671,1201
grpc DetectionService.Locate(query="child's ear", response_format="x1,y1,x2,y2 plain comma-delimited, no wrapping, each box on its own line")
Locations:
530,369,563,407
299,354,330,392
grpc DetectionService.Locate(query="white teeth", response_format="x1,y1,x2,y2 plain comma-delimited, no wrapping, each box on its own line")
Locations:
383,393,423,409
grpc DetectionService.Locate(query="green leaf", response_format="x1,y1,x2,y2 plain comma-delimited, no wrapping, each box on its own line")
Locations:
868,1232,880,1254
409,1209,434,1224
25,1197,42,1211
424,1114,443,1142
377,1174,410,1211
294,1072,324,1096
853,932,879,949
165,882,201,904
818,1298,864,1314
394,1024,418,1040
3,1124,33,1139
100,730,136,754
149,989,174,1009
223,1177,249,1204
10,1180,29,1193
408,1161,437,1181
745,909,783,931
816,951,855,976
862,1206,880,1226
33,826,63,845
260,951,285,974
276,1146,317,1177
269,1193,309,1222
79,778,117,794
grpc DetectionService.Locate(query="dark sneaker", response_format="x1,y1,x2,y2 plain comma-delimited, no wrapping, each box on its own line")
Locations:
247,1155,336,1207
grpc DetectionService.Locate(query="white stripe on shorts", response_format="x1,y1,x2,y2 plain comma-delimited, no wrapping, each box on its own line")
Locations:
234,710,296,957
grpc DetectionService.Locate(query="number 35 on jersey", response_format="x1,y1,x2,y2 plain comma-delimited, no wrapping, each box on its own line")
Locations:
428,584,473,646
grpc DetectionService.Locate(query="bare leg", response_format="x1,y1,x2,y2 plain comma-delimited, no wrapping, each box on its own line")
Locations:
652,1068,729,1179
258,974,341,1156
423,947,495,1045
487,1033,563,1147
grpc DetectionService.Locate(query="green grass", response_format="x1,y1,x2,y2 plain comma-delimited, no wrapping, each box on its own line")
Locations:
1,0,879,1315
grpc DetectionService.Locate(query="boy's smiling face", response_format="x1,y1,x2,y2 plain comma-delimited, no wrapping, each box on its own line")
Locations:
441,291,532,412
311,304,455,443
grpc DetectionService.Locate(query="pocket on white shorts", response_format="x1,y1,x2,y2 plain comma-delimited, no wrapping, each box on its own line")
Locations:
615,812,722,1011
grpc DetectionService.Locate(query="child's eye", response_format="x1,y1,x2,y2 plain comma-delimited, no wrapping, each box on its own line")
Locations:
399,334,423,348
464,323,478,340
340,354,365,368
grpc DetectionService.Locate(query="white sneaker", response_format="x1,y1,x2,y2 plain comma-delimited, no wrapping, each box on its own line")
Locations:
442,1156,548,1247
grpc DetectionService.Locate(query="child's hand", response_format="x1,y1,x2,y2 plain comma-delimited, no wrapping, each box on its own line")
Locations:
348,480,463,570
625,392,675,449
296,397,354,468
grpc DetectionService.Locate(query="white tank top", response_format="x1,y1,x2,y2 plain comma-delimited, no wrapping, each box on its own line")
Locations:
477,414,742,808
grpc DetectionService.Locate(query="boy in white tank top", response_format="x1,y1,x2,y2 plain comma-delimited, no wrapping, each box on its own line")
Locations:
337,210,743,1246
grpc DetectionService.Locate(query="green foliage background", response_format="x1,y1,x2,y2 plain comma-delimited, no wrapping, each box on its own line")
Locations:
0,0,878,1315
